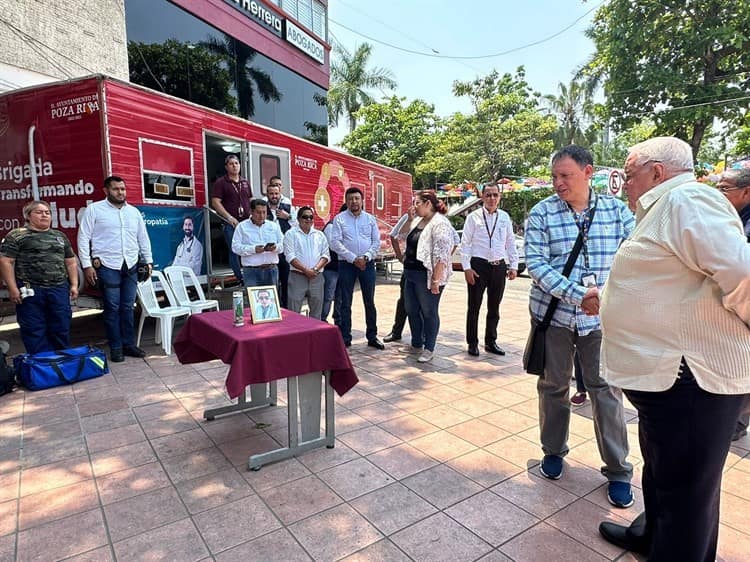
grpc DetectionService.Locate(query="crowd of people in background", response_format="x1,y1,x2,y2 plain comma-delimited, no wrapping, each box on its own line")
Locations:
1,137,748,562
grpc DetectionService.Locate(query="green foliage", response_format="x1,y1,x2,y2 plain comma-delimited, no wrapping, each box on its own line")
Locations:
500,189,555,228
545,79,597,148
327,43,397,133
417,68,557,183
590,120,657,167
128,40,236,113
201,35,281,119
585,0,750,157
340,97,438,184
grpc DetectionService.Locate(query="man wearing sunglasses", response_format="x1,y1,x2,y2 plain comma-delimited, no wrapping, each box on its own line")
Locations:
283,206,330,319
717,168,750,442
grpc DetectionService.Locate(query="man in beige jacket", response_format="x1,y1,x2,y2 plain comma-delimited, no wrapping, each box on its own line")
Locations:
597,137,750,561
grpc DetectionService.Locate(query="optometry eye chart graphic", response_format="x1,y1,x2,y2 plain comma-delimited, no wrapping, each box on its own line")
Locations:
247,285,282,324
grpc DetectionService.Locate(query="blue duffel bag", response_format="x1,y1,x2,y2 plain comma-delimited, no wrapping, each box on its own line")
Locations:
14,346,109,391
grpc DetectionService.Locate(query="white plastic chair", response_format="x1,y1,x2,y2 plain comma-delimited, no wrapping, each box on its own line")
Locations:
163,265,220,314
136,270,192,355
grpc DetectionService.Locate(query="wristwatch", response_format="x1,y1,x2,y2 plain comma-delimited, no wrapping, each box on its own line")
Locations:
312,266,320,273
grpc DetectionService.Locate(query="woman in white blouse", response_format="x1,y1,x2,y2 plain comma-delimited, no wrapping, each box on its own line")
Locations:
398,190,455,362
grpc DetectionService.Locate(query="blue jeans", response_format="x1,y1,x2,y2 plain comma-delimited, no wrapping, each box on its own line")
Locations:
242,266,278,289
223,223,242,282
336,261,377,344
16,282,71,354
404,268,443,351
321,269,339,322
98,264,138,351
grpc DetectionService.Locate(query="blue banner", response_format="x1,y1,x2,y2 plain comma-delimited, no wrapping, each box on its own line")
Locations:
138,206,206,276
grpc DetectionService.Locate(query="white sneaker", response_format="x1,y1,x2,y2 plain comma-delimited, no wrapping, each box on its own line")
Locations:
417,349,434,363
399,345,423,355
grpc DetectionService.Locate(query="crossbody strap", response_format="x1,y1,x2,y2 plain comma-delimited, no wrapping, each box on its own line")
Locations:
538,203,598,328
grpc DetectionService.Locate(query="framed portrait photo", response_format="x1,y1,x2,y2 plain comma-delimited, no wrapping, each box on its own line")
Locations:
247,285,282,324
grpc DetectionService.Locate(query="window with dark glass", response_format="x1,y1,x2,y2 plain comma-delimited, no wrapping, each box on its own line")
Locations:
140,139,194,204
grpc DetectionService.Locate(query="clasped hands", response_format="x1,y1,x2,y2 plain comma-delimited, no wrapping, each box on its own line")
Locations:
581,286,600,316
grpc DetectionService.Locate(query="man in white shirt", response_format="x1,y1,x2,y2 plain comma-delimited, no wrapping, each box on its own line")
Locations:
597,137,750,561
283,206,330,319
330,187,384,349
78,176,153,362
172,216,203,275
231,199,283,289
459,182,518,356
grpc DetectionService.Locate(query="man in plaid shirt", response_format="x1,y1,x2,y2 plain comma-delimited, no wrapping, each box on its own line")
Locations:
525,145,636,508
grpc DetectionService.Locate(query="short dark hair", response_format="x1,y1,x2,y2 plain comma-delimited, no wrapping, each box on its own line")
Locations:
724,167,750,188
345,187,364,198
224,154,239,164
250,198,268,210
104,175,125,189
268,176,282,186
551,145,594,168
297,206,314,219
183,215,194,224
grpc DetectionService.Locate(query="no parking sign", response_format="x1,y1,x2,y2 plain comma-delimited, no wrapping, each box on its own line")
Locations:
608,170,624,198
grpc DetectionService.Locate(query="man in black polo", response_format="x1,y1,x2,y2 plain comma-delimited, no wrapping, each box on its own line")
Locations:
459,182,519,356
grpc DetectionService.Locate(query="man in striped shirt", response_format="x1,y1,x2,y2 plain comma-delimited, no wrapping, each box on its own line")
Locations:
525,145,635,509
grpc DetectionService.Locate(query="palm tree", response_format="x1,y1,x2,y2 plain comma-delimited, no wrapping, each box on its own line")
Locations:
545,78,595,148
202,35,281,119
327,43,397,133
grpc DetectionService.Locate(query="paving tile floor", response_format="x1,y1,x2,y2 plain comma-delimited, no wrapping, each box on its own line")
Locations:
0,274,748,561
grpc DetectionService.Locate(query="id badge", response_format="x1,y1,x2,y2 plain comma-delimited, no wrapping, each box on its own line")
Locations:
581,272,597,288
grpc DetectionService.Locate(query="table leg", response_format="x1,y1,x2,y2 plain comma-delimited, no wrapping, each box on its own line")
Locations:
203,382,275,420
248,371,335,470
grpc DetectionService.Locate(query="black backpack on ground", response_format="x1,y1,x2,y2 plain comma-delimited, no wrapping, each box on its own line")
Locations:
0,348,16,396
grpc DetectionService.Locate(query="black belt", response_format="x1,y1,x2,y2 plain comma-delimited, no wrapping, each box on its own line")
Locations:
472,257,506,266
246,264,277,270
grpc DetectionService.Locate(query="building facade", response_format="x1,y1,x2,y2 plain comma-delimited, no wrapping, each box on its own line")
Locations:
0,0,129,91
0,0,330,140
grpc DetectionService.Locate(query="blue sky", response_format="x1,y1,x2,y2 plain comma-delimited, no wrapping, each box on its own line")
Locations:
327,0,601,145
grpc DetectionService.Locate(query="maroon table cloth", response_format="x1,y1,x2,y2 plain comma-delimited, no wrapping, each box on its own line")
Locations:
174,309,358,399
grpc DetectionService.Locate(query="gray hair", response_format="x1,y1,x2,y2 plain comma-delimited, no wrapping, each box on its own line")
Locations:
628,137,694,172
23,200,51,221
722,167,750,188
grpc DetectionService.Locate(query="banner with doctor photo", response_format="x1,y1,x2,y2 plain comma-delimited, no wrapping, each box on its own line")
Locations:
137,206,206,275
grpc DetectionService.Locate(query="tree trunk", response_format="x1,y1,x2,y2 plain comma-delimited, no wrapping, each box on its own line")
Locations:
690,120,708,161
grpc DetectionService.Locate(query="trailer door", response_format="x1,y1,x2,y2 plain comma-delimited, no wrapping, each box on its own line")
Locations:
249,144,291,200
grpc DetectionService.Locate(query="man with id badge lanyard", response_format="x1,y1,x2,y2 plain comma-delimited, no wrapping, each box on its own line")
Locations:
525,145,636,508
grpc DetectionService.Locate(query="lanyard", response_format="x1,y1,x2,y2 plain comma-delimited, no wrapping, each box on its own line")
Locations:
482,209,499,248
569,192,596,270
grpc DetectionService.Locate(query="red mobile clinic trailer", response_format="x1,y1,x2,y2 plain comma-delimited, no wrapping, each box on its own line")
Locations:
0,75,412,300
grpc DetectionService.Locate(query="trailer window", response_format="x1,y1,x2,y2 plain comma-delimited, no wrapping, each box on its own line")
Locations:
259,154,281,194
376,182,384,210
139,139,194,204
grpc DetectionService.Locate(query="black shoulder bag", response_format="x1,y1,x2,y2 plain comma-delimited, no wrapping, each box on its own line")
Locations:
522,204,597,377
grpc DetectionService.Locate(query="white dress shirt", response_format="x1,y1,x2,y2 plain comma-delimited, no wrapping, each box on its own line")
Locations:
459,207,518,270
329,210,381,263
283,226,330,271
77,199,152,270
601,173,750,394
263,195,298,228
173,237,203,275
231,219,283,267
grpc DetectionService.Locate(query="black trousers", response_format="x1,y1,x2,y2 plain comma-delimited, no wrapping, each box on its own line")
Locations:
624,363,744,562
390,273,407,337
465,258,507,346
278,253,289,308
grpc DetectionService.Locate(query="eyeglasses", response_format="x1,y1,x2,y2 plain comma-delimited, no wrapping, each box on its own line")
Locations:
270,183,282,188
300,215,314,220
718,186,747,194
623,159,662,183
258,295,270,300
